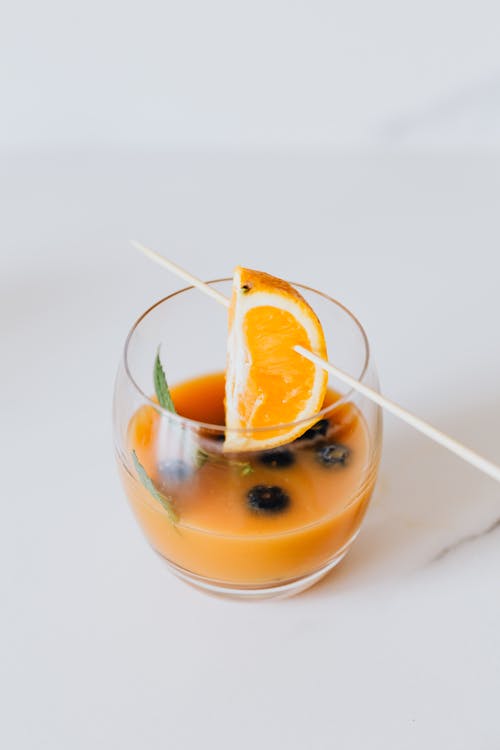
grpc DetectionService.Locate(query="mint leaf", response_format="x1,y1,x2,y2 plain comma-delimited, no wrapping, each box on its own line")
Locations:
152,348,253,477
132,450,179,524
154,348,176,413
195,447,253,476
195,448,210,469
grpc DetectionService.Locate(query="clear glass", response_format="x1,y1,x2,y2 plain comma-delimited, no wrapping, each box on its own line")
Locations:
113,279,382,599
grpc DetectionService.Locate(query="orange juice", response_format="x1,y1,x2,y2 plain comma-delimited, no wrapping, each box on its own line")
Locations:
120,372,379,590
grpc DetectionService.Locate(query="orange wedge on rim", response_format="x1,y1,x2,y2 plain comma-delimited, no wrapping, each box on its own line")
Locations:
224,267,328,451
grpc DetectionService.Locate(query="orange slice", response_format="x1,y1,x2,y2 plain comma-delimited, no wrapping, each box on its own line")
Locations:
224,266,328,451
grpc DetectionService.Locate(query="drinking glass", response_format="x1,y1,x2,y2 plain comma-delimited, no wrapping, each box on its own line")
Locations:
113,279,382,599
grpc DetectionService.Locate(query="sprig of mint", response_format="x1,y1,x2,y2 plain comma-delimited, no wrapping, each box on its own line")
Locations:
154,348,176,413
195,448,253,476
153,350,253,477
239,463,254,476
195,448,210,469
132,450,179,524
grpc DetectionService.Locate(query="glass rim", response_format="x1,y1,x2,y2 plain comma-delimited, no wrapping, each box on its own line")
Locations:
123,278,371,434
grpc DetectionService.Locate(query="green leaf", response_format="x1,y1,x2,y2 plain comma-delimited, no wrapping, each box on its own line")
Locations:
132,450,179,524
153,347,253,478
154,349,176,413
194,448,210,469
195,447,253,476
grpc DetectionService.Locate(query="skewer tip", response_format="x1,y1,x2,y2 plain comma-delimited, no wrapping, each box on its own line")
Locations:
130,239,146,252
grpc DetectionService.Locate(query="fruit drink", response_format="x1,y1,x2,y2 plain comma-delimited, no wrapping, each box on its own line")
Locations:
120,372,378,588
114,267,382,596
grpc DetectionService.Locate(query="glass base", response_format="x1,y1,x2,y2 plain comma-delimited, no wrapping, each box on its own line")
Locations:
157,536,357,600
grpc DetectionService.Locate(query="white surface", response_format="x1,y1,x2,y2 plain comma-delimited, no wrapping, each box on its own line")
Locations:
2,1,500,150
1,151,499,749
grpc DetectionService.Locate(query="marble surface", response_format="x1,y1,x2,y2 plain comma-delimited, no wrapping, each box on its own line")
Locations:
1,151,499,748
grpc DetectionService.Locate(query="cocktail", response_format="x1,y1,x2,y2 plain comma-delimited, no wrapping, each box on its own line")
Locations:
113,268,382,598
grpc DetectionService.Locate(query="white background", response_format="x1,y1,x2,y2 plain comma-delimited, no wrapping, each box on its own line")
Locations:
1,0,500,150
1,3,500,749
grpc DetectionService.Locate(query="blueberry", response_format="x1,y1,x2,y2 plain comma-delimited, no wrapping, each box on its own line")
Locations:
247,485,290,513
315,443,350,467
158,459,192,483
258,448,295,468
296,419,329,442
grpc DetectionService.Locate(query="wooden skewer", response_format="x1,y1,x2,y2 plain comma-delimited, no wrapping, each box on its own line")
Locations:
132,241,500,485
294,346,500,484
131,241,230,308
